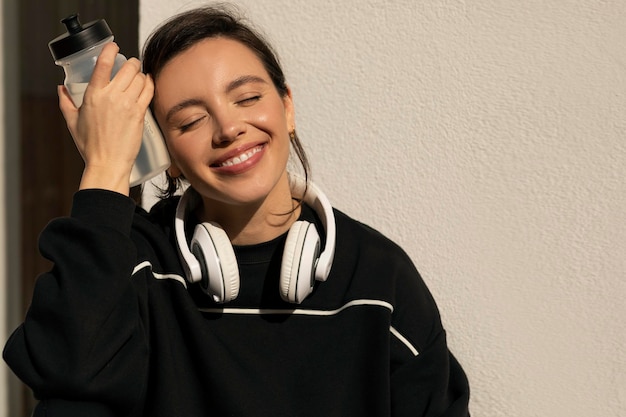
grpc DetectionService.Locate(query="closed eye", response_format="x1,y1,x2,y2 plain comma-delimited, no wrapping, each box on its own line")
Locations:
179,116,206,133
237,95,261,106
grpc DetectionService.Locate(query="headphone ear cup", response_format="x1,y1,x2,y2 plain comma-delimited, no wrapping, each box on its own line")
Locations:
190,222,240,303
280,221,321,304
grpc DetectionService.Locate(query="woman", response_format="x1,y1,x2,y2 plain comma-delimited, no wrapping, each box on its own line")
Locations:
4,5,470,417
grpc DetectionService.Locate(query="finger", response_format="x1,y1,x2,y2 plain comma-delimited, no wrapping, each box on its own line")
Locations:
89,42,120,88
108,58,142,91
58,85,78,132
123,69,148,99
137,74,155,109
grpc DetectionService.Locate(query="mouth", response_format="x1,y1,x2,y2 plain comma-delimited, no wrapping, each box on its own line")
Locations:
212,144,265,168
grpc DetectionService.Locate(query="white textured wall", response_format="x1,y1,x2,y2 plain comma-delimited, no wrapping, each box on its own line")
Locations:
140,1,626,416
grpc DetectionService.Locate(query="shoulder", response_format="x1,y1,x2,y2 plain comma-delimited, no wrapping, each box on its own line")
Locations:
331,208,442,331
143,195,181,230
333,208,414,269
329,208,421,297
130,196,182,272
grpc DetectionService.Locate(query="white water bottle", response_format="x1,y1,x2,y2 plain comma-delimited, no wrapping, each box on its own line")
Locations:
48,14,170,187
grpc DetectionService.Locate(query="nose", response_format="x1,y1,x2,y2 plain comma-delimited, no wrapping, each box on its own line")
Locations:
212,107,246,145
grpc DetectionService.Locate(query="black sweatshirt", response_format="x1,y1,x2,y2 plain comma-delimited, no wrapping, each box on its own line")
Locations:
4,189,470,417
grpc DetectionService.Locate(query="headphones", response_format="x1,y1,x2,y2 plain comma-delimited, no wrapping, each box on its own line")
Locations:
174,174,336,304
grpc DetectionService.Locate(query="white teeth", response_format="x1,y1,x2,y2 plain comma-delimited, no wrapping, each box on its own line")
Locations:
220,146,262,167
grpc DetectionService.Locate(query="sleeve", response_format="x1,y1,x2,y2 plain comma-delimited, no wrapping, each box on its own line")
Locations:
389,252,471,417
3,189,149,416
32,400,116,417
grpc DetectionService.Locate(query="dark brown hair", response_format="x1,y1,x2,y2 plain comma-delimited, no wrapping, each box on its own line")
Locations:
142,4,310,198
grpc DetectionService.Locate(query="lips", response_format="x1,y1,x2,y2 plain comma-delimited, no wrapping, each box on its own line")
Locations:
211,144,266,168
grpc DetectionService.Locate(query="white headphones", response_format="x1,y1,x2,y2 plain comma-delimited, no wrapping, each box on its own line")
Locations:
174,174,336,304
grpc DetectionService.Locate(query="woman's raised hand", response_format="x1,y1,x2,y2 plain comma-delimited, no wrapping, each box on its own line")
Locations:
58,42,154,195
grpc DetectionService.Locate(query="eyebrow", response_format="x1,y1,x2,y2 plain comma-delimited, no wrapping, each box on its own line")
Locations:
164,75,268,123
225,75,268,93
165,98,205,123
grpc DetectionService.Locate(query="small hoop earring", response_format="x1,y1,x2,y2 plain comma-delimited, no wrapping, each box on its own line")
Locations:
289,130,296,141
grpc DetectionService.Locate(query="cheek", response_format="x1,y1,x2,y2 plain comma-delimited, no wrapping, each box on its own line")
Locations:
163,136,197,171
254,102,289,133
162,132,181,159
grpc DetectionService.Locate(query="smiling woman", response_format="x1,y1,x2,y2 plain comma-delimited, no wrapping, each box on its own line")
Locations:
152,37,296,233
3,4,470,416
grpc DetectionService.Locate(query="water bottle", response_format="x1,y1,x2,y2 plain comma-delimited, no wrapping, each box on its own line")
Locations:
48,14,170,187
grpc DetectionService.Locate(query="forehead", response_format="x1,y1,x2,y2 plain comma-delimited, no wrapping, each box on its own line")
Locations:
156,37,268,86
153,37,271,115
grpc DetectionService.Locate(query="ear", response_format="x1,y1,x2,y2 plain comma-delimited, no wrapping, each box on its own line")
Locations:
283,85,295,132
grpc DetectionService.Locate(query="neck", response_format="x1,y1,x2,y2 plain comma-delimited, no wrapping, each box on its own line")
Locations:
196,178,300,246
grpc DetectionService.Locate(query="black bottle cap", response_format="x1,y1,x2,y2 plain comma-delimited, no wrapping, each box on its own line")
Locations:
48,14,112,61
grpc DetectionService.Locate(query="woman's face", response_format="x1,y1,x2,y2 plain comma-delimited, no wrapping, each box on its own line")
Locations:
153,37,295,211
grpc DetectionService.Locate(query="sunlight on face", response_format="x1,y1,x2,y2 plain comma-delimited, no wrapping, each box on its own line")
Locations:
153,38,295,214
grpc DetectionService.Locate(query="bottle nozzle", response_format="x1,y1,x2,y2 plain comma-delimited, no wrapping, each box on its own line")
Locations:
61,14,83,34
49,13,113,61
